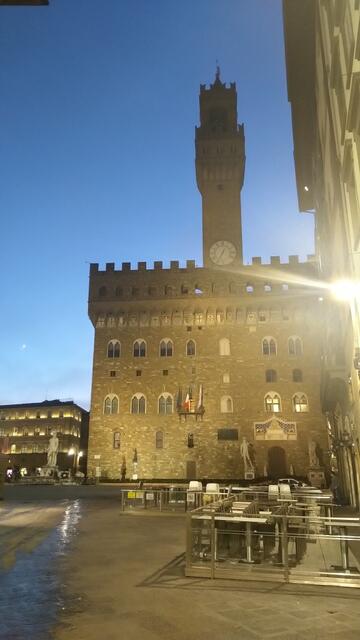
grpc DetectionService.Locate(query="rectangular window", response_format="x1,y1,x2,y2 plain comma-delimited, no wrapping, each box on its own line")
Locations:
110,371,116,377
163,370,168,376
136,370,142,377
113,432,120,449
217,428,238,441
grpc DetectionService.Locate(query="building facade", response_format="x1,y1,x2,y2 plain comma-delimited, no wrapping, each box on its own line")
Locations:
283,0,360,506
87,71,328,481
0,399,89,474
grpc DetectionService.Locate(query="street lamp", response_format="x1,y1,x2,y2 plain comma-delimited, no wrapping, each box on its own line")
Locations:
67,447,76,472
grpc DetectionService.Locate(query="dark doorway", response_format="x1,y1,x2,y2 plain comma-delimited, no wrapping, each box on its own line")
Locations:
268,446,287,478
186,460,196,479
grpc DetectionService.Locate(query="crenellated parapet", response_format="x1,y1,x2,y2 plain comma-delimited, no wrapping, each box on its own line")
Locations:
88,255,321,328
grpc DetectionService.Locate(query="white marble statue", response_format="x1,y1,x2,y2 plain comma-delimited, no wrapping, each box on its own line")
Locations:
308,439,319,468
240,437,254,472
47,431,59,467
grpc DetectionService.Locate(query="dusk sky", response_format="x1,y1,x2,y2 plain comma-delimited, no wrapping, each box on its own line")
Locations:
0,0,315,409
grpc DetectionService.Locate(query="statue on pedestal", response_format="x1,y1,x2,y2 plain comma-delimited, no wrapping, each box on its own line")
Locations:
46,431,59,468
241,437,254,478
308,440,319,468
132,448,138,479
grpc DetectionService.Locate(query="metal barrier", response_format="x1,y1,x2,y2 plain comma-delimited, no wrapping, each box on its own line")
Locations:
119,488,230,513
185,491,360,588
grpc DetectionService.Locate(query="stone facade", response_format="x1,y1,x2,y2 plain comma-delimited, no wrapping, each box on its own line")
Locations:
283,0,360,506
88,71,328,481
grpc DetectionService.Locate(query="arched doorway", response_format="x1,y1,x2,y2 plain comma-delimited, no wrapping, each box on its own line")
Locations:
268,446,287,478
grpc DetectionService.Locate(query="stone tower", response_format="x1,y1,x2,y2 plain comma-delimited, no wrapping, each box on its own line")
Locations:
195,68,245,268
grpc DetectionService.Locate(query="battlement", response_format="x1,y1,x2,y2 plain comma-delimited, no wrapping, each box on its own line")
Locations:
89,254,316,275
199,82,236,93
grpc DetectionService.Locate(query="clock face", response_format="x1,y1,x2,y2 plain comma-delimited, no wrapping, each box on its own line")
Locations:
209,240,236,266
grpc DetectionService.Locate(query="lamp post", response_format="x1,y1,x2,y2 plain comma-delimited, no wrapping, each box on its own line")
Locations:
67,447,77,473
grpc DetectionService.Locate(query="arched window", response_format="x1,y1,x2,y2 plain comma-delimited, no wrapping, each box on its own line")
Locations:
159,339,173,357
288,336,303,356
187,433,194,448
262,337,277,356
131,393,146,414
219,338,230,356
115,286,123,297
107,340,121,358
158,393,173,415
186,339,196,356
99,286,107,297
265,369,277,383
293,393,309,412
220,395,233,413
133,339,146,357
293,369,303,382
155,431,164,449
104,394,119,415
264,392,281,413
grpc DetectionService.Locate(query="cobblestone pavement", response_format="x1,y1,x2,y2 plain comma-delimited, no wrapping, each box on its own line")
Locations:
1,488,360,640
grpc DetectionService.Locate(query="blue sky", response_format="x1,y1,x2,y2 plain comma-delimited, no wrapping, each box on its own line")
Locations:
0,0,314,409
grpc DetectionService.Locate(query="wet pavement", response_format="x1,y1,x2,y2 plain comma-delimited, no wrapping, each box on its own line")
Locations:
1,486,360,640
0,500,81,640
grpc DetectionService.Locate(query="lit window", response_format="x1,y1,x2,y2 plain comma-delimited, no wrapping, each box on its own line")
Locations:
113,432,121,449
264,392,281,413
219,338,230,356
107,340,121,358
10,444,16,454
265,369,277,383
158,393,173,415
186,339,196,356
104,394,119,415
293,393,309,413
223,373,230,384
262,337,277,356
288,336,303,356
264,284,272,292
292,369,303,382
220,395,233,413
131,394,146,414
160,339,173,357
133,339,146,357
155,430,164,449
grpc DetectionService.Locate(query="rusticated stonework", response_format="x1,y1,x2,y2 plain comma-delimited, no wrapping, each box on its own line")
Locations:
87,72,328,481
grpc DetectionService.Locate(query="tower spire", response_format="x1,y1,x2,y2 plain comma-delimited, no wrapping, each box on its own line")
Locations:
215,62,221,84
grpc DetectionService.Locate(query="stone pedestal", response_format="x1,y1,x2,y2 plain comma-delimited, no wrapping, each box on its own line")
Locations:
308,467,326,488
41,465,59,478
